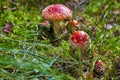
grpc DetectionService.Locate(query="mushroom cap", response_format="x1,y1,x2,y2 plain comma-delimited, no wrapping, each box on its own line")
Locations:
95,60,104,66
69,20,80,30
42,4,72,21
69,31,89,49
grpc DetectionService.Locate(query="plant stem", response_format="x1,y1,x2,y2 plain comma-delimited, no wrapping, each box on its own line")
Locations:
81,49,87,60
78,48,82,72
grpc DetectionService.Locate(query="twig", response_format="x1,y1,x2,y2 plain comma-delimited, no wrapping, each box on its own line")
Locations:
11,67,17,75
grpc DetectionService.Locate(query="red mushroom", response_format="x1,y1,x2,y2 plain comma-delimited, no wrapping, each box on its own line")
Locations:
69,20,80,30
42,4,72,37
94,60,105,77
67,20,80,33
69,31,89,49
69,31,89,61
95,60,104,66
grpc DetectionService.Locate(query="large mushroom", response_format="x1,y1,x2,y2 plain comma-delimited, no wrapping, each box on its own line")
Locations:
42,4,72,37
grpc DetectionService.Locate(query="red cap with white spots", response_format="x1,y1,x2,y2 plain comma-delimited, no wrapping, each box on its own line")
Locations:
69,20,80,29
95,60,104,66
69,31,89,49
42,4,72,21
94,60,105,76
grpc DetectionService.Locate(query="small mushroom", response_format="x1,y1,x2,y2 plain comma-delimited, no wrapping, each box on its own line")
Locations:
69,31,89,61
68,20,80,32
69,20,80,29
42,4,72,37
3,22,13,34
94,60,105,78
95,60,104,66
69,31,89,49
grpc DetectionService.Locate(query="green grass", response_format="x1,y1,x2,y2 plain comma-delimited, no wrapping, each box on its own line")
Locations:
0,0,120,80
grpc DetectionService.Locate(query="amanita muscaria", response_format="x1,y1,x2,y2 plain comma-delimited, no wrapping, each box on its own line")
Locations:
69,31,89,49
69,30,89,61
94,60,105,77
95,60,104,66
69,30,89,71
69,20,80,31
42,4,73,37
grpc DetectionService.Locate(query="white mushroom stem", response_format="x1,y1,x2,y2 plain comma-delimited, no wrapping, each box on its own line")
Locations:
53,21,60,37
53,21,64,37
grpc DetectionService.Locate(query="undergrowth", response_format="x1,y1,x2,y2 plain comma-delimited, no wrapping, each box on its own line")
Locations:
0,0,120,80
